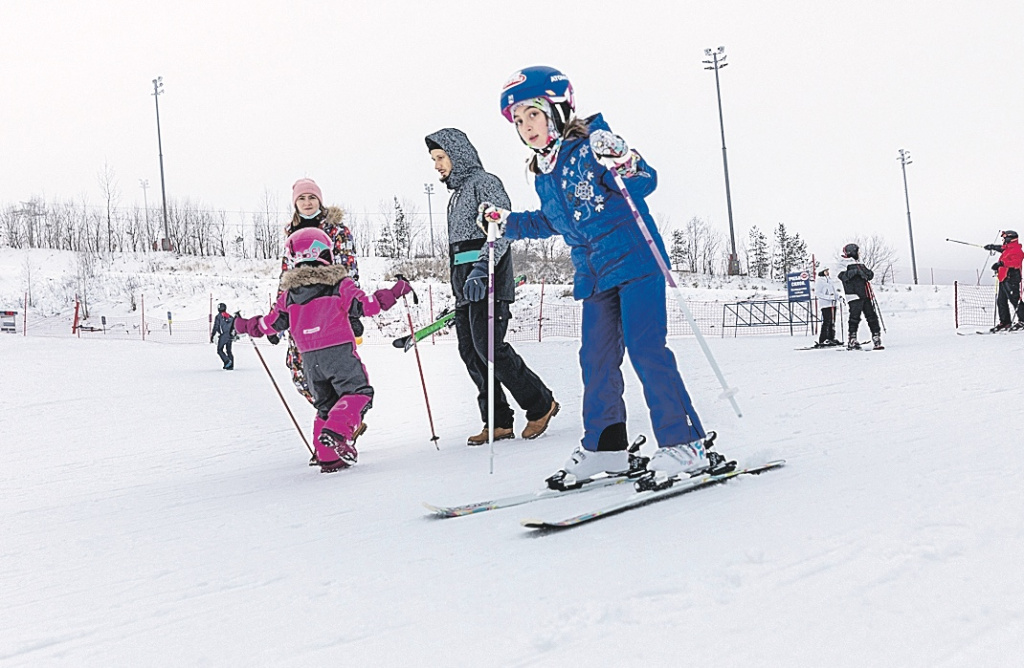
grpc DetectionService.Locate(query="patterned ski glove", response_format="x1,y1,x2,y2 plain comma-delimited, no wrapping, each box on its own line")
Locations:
463,261,489,302
477,202,509,235
590,130,638,175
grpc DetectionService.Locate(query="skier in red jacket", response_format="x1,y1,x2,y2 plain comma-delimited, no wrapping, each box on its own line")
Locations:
983,230,1024,331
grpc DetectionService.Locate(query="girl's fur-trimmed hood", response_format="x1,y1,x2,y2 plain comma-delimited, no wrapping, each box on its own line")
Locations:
280,264,349,291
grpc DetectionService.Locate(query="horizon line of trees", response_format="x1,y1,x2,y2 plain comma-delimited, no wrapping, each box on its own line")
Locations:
3,192,897,283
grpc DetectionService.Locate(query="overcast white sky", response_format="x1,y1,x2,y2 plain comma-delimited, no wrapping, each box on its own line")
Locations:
3,0,1022,275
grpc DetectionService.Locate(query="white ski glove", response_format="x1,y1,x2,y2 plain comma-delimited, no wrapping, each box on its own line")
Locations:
589,130,636,173
477,202,509,236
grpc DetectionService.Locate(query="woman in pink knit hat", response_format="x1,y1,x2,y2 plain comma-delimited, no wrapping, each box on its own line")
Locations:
278,180,362,428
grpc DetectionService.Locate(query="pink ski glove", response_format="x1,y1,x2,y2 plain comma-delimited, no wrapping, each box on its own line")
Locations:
373,288,397,311
234,316,264,338
391,279,412,299
373,279,413,312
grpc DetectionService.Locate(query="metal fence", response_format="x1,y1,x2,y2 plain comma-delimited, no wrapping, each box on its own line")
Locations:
721,300,816,337
8,296,822,345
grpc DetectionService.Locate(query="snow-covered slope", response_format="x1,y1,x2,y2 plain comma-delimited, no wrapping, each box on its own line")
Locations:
3,264,1023,665
1,248,1021,665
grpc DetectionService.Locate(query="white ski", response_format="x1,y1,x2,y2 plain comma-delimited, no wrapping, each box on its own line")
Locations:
521,460,786,530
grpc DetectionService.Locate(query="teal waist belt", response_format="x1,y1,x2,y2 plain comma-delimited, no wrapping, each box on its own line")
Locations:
453,250,479,266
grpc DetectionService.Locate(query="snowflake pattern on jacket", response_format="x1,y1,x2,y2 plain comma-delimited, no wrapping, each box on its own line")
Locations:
503,113,668,301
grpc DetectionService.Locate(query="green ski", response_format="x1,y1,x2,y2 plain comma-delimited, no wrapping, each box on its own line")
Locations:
392,275,527,352
392,308,455,352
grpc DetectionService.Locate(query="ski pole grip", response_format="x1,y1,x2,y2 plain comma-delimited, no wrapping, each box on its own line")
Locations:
394,274,419,304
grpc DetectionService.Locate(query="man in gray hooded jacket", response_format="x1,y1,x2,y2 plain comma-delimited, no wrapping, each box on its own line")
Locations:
426,128,558,445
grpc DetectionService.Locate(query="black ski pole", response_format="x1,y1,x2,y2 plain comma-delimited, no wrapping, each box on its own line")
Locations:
867,282,886,333
250,339,313,457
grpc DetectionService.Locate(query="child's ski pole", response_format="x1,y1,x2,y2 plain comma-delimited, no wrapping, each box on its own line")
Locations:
486,218,497,474
607,170,743,418
397,279,440,449
250,339,314,457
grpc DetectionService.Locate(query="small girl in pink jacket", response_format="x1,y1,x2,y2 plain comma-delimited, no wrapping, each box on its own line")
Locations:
235,227,412,473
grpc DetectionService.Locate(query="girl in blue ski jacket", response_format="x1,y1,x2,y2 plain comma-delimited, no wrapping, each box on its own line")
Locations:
481,66,714,488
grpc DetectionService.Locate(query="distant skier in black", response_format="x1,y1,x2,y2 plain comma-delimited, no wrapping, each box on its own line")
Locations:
837,244,883,350
210,303,236,370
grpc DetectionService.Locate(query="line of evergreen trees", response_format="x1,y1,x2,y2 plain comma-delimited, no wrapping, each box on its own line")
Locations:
667,216,809,279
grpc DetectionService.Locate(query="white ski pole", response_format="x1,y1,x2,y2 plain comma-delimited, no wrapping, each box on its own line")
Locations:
486,218,497,474
608,170,743,418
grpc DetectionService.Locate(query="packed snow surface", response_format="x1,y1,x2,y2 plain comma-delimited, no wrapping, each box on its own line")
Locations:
1,252,1022,666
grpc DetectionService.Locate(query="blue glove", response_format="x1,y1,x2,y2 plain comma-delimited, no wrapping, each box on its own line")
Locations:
463,263,489,302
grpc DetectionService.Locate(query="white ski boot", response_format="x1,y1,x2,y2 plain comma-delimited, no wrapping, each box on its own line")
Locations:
545,447,629,490
646,440,709,481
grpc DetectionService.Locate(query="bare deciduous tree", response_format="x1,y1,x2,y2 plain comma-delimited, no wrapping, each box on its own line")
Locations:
97,162,120,253
835,234,899,284
671,216,723,275
252,189,281,260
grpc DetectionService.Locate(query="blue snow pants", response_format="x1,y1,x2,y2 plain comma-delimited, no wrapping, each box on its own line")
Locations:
579,273,705,451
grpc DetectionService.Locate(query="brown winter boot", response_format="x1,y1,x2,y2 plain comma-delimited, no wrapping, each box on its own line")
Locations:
467,426,515,446
522,400,560,440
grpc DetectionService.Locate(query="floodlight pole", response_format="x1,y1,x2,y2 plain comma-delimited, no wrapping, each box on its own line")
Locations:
704,46,740,276
424,183,435,251
139,179,150,233
897,148,918,284
152,77,171,251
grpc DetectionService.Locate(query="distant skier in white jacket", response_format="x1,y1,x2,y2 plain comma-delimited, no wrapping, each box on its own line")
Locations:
815,268,843,347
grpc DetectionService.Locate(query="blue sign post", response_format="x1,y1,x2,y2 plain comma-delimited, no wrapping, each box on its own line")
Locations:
786,271,811,302
786,271,812,336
